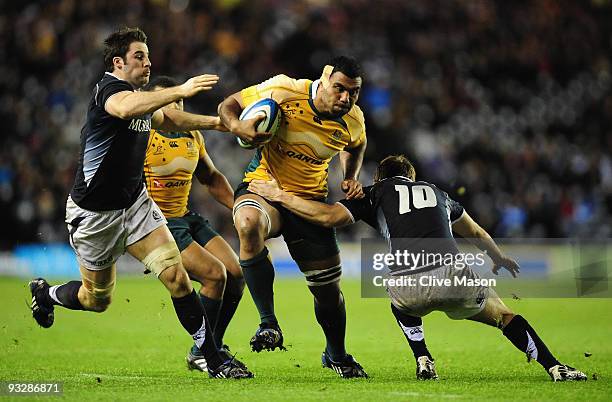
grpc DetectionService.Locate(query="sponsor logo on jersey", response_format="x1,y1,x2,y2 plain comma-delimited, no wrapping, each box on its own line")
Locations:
331,129,343,141
153,145,164,155
153,179,163,188
285,150,324,165
152,210,162,221
128,118,151,132
164,180,190,188
169,141,179,148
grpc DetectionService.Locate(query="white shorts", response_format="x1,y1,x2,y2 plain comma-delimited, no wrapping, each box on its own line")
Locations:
65,186,167,270
387,264,489,320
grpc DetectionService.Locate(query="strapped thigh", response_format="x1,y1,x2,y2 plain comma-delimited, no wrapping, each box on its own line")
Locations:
142,242,181,277
80,265,116,300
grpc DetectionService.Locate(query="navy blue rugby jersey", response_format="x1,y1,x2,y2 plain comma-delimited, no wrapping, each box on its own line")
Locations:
70,72,152,211
339,176,465,257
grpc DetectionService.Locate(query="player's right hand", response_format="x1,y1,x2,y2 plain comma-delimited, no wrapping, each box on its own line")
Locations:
492,256,520,278
248,177,283,202
179,74,219,98
232,115,273,144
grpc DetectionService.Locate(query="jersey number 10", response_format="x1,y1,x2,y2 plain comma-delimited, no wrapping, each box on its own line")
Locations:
394,185,437,214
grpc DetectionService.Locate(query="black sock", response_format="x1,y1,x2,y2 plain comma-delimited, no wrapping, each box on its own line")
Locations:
49,281,84,310
502,315,560,370
240,247,277,324
171,290,223,368
313,290,347,361
391,304,433,360
199,294,222,338
214,275,244,346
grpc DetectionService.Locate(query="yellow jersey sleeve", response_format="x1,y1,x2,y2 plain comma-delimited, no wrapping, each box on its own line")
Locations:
240,74,310,107
195,130,207,158
344,104,366,149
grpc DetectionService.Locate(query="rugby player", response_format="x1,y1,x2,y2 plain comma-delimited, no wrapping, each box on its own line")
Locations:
143,76,246,372
28,27,252,379
247,155,587,382
218,57,368,378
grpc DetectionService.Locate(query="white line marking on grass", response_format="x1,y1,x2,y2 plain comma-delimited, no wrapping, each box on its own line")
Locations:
80,373,160,380
389,391,462,399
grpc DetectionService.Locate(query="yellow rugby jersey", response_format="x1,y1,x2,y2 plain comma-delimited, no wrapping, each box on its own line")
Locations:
144,129,206,218
241,74,366,199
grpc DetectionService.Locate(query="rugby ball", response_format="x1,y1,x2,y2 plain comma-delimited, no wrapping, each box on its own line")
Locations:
236,98,282,149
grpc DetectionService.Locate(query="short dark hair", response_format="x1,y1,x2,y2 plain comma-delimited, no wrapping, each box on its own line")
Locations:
103,27,147,72
329,56,362,79
375,155,416,182
144,75,179,91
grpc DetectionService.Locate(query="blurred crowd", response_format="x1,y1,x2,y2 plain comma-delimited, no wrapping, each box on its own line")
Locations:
1,0,611,250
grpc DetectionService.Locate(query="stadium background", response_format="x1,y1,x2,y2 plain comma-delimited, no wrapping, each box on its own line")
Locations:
1,1,612,400
2,0,612,278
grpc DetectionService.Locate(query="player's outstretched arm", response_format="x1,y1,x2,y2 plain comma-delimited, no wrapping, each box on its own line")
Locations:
248,178,353,228
194,153,234,210
452,212,520,277
153,108,228,132
339,139,367,200
105,74,219,120
218,93,270,145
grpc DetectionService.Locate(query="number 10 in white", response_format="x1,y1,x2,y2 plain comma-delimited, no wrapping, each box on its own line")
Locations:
394,184,437,214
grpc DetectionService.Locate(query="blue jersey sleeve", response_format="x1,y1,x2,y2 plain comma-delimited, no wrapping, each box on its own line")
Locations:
338,186,377,228
95,79,133,109
444,192,464,222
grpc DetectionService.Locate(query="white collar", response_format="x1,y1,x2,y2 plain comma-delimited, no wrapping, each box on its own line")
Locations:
310,79,320,99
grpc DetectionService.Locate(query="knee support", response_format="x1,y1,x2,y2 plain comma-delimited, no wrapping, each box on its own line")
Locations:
82,277,116,300
303,264,342,287
142,242,181,277
233,198,271,236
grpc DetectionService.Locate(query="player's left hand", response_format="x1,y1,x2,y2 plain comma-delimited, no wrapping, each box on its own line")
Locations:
341,179,364,200
492,256,520,278
248,177,283,202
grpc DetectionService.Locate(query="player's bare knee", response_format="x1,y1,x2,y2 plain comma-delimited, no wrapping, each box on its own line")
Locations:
160,264,193,297
236,213,266,242
233,199,270,244
201,260,227,295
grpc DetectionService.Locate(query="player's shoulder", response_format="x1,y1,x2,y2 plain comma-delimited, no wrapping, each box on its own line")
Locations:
97,72,131,91
192,130,205,145
345,104,365,125
93,72,132,105
343,104,366,142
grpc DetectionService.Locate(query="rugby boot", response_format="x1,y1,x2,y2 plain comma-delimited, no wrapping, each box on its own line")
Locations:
208,358,254,379
416,356,439,380
322,351,368,378
29,278,54,328
250,322,285,352
548,364,587,382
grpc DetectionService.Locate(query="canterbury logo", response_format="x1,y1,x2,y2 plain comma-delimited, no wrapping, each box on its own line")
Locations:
409,328,423,335
169,141,179,148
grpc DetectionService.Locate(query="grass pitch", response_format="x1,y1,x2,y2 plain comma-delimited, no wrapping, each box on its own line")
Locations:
1,276,610,401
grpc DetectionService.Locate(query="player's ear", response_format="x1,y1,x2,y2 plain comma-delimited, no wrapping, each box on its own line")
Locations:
113,56,124,70
320,65,333,89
